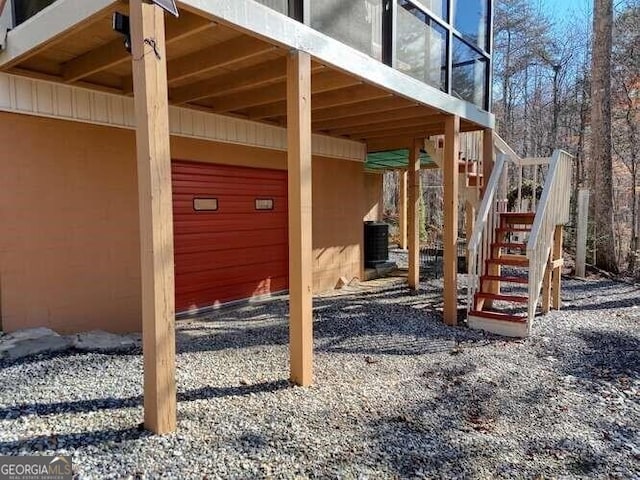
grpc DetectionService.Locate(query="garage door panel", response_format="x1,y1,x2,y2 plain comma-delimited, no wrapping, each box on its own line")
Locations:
178,276,289,311
177,261,289,294
175,245,288,274
174,229,288,254
173,199,287,215
173,160,289,313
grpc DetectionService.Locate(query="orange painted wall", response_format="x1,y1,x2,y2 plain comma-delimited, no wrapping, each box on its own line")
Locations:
0,112,373,333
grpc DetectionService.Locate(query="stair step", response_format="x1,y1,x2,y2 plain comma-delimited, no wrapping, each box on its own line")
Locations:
467,175,483,187
501,212,536,225
496,227,532,234
468,309,528,323
468,310,529,337
486,256,529,267
475,292,529,304
492,242,527,250
481,275,529,285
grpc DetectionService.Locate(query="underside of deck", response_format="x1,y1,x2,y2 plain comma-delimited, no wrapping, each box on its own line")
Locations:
0,0,489,151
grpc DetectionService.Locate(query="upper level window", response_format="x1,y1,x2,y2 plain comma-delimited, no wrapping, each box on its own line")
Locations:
452,0,489,51
396,0,448,92
451,36,488,108
12,0,57,26
414,0,449,21
310,0,384,61
254,0,289,15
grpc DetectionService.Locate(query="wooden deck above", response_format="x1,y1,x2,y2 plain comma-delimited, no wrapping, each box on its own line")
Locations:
0,0,491,151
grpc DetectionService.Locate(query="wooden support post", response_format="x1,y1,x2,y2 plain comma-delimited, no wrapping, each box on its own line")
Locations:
443,116,460,325
287,50,313,386
552,225,563,309
399,170,408,250
407,139,421,290
482,128,494,196
576,189,589,278
131,0,176,434
465,200,475,269
542,259,552,314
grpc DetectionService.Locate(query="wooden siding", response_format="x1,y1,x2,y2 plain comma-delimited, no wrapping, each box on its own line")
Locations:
0,72,365,161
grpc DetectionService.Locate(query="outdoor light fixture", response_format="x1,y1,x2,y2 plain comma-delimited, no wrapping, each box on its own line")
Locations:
150,0,179,17
112,1,178,53
112,11,131,52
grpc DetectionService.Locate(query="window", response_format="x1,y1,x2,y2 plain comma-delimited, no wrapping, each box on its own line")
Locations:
310,0,384,61
451,36,488,108
12,0,57,26
452,0,489,51
396,0,448,92
414,0,448,21
253,0,289,15
193,198,218,212
255,198,274,210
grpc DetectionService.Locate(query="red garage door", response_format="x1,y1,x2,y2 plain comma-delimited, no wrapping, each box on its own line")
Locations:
172,161,288,313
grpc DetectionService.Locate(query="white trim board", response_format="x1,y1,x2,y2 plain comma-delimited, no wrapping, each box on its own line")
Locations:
0,72,366,161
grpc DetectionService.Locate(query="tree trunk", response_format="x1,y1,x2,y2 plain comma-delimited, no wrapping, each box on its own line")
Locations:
590,0,618,273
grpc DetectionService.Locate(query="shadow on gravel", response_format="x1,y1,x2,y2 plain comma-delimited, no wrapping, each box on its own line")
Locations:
0,380,290,421
563,298,640,311
176,286,494,357
556,329,640,380
0,427,152,453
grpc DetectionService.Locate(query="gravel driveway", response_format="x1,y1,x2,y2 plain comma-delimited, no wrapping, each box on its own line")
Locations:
0,273,638,479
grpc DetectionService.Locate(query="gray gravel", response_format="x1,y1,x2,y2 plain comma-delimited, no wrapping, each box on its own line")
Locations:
0,272,638,479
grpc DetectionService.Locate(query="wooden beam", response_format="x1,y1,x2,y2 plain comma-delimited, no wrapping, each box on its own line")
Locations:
313,106,435,131
482,128,494,195
312,96,414,122
0,0,116,70
170,57,289,104
552,225,563,309
131,0,176,434
167,35,275,85
575,188,589,278
399,170,408,250
367,136,419,152
443,115,460,326
246,83,390,119
330,115,445,137
355,125,443,140
209,70,360,113
63,13,214,83
287,50,313,386
407,139,421,290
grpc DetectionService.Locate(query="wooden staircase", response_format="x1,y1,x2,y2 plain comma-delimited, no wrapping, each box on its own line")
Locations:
466,138,574,338
468,211,534,337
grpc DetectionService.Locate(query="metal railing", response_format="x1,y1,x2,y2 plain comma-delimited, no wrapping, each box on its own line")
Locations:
526,150,573,322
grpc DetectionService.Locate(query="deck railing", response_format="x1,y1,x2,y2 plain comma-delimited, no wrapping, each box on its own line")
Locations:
526,150,573,322
467,152,508,313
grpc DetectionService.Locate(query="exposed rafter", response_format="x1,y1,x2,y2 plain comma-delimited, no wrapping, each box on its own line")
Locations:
245,83,391,120
167,35,275,85
207,70,361,113
62,13,214,83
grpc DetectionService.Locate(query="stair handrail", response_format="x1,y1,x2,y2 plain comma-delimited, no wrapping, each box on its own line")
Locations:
526,149,573,322
467,152,507,312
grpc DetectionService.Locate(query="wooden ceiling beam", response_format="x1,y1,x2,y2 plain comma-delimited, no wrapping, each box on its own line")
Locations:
367,136,422,152
355,125,443,140
167,35,276,85
171,58,325,105
328,114,445,137
312,96,415,122
63,13,214,83
313,106,437,131
245,83,391,119
207,70,361,113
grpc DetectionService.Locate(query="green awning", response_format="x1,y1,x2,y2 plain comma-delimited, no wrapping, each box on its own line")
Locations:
365,149,437,171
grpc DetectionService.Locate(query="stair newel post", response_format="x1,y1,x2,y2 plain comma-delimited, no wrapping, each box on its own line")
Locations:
551,225,563,309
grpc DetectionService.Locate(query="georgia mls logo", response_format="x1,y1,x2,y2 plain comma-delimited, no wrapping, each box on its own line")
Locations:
0,455,72,480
